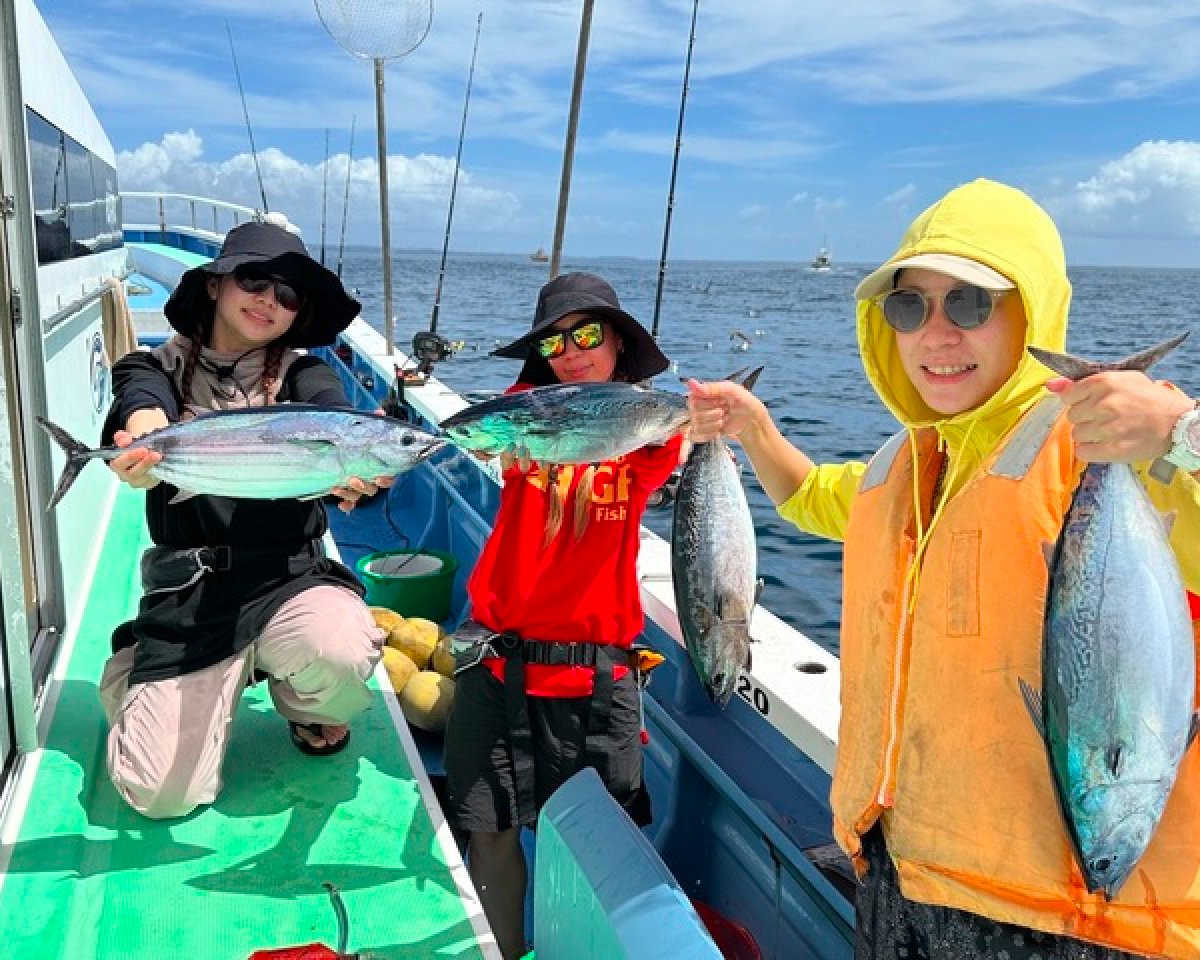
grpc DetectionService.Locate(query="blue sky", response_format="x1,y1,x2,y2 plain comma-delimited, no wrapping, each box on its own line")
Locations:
36,0,1200,266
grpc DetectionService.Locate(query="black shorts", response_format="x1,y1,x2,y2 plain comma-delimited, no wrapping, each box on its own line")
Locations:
443,660,650,833
854,828,1142,960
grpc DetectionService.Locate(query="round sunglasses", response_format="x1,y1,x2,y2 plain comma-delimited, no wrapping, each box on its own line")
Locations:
878,283,1009,333
534,319,606,359
233,269,306,312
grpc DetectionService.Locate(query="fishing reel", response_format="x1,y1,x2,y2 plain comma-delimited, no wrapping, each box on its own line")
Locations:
411,331,459,377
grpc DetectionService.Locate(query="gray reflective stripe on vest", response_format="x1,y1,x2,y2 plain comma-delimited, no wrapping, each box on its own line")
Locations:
859,395,1062,492
989,395,1063,479
859,430,909,492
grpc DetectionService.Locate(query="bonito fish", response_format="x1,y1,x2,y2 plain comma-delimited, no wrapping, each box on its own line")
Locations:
438,381,689,466
38,405,444,509
1021,333,1199,899
671,436,759,708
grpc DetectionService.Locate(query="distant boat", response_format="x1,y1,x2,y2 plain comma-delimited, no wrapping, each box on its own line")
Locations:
811,241,832,272
530,246,549,263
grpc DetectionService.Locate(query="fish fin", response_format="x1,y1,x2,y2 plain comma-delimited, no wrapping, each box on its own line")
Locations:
1160,510,1176,537
1028,331,1188,381
288,438,339,453
572,465,595,541
1106,743,1125,778
1018,677,1046,741
168,488,201,505
1188,711,1200,750
719,365,764,392
36,416,99,510
754,578,764,606
517,447,533,474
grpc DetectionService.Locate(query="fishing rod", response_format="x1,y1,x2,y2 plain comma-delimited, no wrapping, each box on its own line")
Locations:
336,115,356,280
549,0,595,279
225,21,269,215
320,128,330,266
651,0,700,338
429,10,483,335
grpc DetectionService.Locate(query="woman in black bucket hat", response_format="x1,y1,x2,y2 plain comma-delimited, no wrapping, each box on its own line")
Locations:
491,270,670,385
95,214,389,819
444,271,682,958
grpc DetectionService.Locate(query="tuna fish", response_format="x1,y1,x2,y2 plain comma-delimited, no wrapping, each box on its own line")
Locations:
38,405,445,509
671,434,759,708
438,381,689,466
1020,333,1199,899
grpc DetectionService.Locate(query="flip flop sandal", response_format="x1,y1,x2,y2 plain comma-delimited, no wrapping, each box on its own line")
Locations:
289,721,351,757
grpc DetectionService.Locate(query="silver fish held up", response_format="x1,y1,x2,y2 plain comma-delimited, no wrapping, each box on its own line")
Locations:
37,405,445,509
438,382,689,466
671,436,758,708
1020,332,1199,900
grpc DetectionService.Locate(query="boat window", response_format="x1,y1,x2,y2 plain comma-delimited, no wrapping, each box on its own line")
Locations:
26,108,121,266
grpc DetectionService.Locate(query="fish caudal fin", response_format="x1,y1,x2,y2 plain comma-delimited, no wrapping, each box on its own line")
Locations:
1018,677,1046,741
35,416,98,510
1028,331,1189,381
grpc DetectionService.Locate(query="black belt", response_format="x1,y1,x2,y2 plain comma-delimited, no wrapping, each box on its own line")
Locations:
140,540,326,595
196,540,324,572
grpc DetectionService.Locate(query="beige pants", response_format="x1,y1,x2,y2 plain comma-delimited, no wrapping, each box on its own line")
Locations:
99,585,384,819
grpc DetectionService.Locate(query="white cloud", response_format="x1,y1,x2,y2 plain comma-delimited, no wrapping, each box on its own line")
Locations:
1055,140,1200,234
116,131,521,247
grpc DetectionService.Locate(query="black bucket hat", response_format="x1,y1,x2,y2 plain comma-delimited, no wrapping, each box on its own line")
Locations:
493,272,670,385
163,218,361,348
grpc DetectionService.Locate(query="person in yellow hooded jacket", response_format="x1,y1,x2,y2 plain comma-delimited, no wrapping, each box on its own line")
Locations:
687,178,1200,959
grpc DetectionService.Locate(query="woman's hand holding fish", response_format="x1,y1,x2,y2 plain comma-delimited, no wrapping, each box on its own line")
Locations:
685,379,815,506
1047,373,1194,464
332,475,396,513
110,408,169,489
685,379,766,443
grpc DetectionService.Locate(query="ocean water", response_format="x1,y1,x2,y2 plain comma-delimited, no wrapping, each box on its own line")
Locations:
340,248,1200,654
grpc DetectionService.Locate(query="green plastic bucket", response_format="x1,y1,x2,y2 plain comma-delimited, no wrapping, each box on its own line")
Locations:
356,548,459,623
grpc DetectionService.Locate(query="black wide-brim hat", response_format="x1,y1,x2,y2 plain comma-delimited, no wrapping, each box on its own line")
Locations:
493,271,670,384
164,218,361,348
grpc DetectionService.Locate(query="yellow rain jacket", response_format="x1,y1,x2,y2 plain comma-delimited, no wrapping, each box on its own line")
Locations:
779,179,1200,956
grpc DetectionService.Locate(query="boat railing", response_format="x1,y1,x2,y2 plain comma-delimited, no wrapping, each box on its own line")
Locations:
119,191,262,240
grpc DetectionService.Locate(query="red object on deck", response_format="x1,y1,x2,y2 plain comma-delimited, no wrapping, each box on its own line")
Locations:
1188,590,1199,621
248,946,342,960
691,899,761,960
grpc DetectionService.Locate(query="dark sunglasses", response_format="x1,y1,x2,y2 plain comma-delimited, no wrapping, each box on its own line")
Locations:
233,270,306,312
878,283,1008,334
535,319,606,359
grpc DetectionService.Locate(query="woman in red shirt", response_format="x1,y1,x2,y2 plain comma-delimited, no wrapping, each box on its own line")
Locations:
443,272,683,959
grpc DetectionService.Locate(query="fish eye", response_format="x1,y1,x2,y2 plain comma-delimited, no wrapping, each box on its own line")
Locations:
1091,856,1112,873
401,433,414,446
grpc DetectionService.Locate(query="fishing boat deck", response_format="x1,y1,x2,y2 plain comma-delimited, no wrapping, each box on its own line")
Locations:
0,483,496,959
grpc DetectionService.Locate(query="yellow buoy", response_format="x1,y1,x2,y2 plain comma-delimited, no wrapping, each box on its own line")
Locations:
400,670,456,732
387,619,440,669
431,635,457,678
370,606,406,635
380,646,418,695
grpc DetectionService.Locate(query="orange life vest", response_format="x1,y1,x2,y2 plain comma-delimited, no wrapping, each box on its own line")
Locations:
833,399,1200,958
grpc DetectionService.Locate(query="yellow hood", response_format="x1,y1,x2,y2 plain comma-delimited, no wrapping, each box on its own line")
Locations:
857,179,1071,473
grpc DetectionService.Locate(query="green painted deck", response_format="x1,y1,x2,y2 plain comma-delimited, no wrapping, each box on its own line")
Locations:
0,484,494,959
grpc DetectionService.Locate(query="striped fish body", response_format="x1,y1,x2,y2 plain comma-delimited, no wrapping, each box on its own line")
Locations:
1022,333,1199,899
39,406,443,507
671,438,757,707
439,382,688,465
1029,461,1195,899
